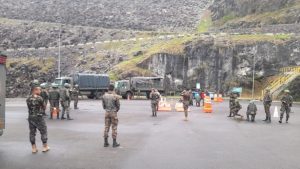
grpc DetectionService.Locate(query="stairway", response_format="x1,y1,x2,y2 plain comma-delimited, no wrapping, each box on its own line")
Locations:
262,66,300,98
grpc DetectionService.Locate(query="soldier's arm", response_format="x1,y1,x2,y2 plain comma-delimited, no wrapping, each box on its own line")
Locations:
115,97,120,112
39,97,46,110
102,98,106,110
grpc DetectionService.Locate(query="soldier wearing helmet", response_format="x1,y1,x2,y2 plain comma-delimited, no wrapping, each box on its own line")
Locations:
48,83,60,119
279,90,293,123
60,83,73,120
263,88,272,123
72,84,80,109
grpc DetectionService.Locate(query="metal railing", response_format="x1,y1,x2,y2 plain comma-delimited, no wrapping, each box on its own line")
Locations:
262,66,300,98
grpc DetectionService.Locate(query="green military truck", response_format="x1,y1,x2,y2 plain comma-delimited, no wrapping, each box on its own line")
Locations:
115,77,164,99
0,53,7,136
54,73,110,99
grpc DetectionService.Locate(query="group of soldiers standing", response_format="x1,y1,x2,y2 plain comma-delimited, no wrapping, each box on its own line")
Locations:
40,83,80,120
228,89,294,123
26,81,81,153
26,78,295,153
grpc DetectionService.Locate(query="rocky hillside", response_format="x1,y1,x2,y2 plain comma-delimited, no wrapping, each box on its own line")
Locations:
111,34,300,98
0,17,157,49
0,0,211,32
210,0,300,30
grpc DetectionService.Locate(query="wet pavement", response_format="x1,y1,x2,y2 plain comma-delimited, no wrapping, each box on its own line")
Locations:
0,98,300,169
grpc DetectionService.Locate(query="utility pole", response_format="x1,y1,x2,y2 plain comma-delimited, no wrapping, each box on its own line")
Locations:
252,54,255,99
58,25,61,78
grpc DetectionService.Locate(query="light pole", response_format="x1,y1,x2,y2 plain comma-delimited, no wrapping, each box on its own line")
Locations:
252,54,255,99
58,25,61,78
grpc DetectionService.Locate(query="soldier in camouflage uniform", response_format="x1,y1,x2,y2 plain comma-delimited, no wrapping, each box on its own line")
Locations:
60,83,73,120
246,100,257,122
102,85,120,148
48,83,60,119
232,96,243,118
279,90,293,123
26,85,50,153
150,88,161,117
263,89,272,123
181,89,190,121
40,83,49,116
72,84,80,109
228,92,237,117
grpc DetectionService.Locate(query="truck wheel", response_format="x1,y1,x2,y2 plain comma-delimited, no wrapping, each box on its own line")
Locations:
95,92,103,100
87,95,94,99
126,92,133,100
0,129,3,136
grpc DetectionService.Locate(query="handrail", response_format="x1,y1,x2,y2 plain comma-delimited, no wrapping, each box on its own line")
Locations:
262,66,300,98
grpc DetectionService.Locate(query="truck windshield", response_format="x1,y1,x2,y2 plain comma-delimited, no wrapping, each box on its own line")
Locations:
54,79,63,86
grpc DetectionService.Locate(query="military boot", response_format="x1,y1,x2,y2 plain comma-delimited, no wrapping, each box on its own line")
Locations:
42,144,50,152
246,115,250,121
67,115,73,120
279,117,283,123
267,117,271,123
286,117,289,123
263,117,267,121
104,138,109,147
113,139,120,148
32,144,38,153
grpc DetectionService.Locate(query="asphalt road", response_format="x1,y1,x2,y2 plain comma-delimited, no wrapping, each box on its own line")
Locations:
0,98,300,169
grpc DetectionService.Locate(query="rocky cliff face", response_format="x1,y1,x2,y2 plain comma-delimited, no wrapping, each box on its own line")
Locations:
140,35,300,95
210,0,297,20
210,0,300,30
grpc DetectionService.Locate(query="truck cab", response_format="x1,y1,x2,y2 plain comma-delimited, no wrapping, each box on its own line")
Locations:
115,80,131,99
0,53,7,136
115,77,164,99
54,77,73,88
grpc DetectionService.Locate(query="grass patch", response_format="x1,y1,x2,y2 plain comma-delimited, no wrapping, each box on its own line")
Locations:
197,11,213,33
213,13,236,27
7,57,55,72
111,36,196,79
215,2,300,27
230,34,292,44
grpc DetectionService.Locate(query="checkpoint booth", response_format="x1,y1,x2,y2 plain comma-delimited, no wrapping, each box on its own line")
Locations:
0,52,7,136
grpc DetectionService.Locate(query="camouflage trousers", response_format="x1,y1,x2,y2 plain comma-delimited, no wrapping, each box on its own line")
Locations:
280,105,291,121
104,112,118,139
61,101,70,117
183,101,189,118
151,102,158,116
73,95,78,109
264,104,271,119
28,116,48,145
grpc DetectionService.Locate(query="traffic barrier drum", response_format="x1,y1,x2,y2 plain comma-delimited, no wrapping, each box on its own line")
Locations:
158,98,172,112
203,97,213,113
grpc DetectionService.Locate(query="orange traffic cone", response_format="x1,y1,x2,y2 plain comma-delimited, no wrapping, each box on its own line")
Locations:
158,98,172,112
213,94,218,102
217,94,224,102
203,97,212,113
52,107,58,116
